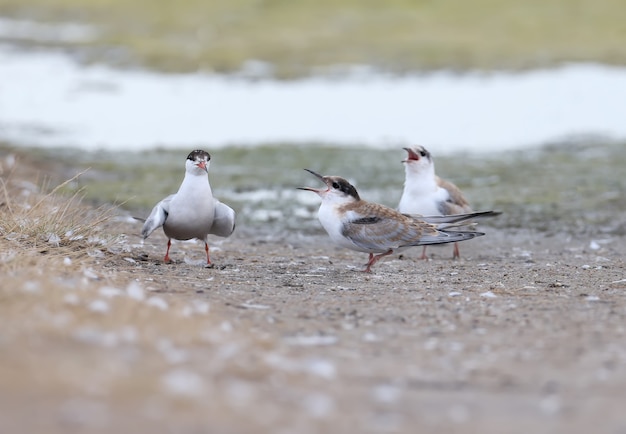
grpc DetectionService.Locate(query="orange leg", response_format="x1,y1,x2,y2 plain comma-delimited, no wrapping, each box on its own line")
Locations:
205,242,212,265
163,239,172,263
452,242,460,259
419,246,428,260
363,250,393,273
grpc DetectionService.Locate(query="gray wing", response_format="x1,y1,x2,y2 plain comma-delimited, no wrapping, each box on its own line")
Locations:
209,199,236,237
412,230,484,246
141,195,173,239
343,214,487,251
341,215,429,252
436,176,472,214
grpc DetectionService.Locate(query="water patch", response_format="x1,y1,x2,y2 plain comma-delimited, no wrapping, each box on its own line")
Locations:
1,43,625,153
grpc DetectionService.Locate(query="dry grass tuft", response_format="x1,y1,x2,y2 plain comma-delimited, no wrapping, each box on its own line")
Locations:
1,167,117,254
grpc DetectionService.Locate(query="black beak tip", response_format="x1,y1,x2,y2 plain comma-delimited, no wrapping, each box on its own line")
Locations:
304,168,324,179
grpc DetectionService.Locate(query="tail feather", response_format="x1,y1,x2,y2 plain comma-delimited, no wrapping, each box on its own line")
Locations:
412,210,501,228
401,230,485,248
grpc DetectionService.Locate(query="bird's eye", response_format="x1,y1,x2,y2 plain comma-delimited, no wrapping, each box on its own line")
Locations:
419,150,427,157
332,182,340,189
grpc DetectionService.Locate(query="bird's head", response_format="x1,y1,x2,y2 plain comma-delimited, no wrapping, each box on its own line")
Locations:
402,146,433,174
186,149,211,174
298,169,361,203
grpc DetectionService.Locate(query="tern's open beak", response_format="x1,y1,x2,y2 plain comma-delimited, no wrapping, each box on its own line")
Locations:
402,147,419,162
196,161,208,172
304,169,325,180
297,186,321,193
297,169,327,193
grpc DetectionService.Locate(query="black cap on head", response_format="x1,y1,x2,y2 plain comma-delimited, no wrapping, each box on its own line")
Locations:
329,176,360,201
187,150,211,161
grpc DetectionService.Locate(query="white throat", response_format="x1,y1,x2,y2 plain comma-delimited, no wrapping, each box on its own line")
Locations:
178,162,212,198
398,161,445,216
403,161,437,194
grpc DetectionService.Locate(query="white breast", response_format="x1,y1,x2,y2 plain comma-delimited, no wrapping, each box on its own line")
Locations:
163,172,215,240
317,203,360,250
398,188,449,216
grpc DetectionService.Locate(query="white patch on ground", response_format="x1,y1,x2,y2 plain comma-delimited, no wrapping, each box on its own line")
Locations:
161,369,206,397
88,299,110,313
301,393,335,419
126,282,145,300
284,335,339,346
371,384,401,404
146,296,169,310
156,339,188,364
64,293,80,305
99,286,123,298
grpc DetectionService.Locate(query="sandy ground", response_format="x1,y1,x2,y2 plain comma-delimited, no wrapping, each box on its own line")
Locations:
135,225,626,433
1,153,626,433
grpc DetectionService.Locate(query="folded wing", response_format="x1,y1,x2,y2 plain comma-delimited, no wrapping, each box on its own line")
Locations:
141,195,173,239
342,215,429,252
343,213,487,252
209,199,236,237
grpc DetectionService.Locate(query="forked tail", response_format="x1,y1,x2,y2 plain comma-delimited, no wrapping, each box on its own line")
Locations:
415,210,501,229
404,229,485,247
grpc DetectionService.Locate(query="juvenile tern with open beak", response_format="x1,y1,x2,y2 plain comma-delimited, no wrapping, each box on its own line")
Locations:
141,150,235,265
299,169,496,273
398,145,478,259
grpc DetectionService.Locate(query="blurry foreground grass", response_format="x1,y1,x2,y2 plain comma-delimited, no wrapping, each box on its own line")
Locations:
1,0,625,77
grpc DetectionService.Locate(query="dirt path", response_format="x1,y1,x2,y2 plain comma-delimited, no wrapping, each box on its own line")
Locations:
2,150,626,433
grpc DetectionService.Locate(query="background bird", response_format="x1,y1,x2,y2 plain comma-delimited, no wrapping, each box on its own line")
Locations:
141,149,235,265
398,145,475,259
299,169,494,272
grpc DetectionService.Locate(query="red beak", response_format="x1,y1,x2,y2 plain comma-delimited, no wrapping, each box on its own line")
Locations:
402,147,420,162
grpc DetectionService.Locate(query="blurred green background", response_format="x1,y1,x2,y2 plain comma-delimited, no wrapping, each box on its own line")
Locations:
1,0,625,77
3,140,624,237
